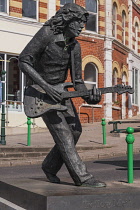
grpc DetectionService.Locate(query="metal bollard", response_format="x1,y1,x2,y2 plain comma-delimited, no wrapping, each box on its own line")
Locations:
125,127,135,183
27,117,32,146
101,118,106,145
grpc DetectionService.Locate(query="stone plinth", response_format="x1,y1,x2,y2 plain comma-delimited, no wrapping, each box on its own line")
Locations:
0,178,140,210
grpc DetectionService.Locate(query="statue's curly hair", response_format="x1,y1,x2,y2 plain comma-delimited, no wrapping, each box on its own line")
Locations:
44,3,89,34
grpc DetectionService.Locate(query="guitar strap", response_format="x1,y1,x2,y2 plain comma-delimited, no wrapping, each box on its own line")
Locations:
70,46,76,88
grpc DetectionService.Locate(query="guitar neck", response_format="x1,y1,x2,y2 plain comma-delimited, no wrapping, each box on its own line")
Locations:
98,87,116,94
61,87,117,99
61,90,89,99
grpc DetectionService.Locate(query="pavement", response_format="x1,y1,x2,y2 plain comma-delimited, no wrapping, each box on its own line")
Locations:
1,115,140,166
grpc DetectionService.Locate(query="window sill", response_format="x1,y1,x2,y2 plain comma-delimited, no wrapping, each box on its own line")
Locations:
22,17,38,23
132,104,139,106
80,103,102,108
82,30,98,36
0,12,9,16
0,15,42,26
81,31,105,39
112,106,121,110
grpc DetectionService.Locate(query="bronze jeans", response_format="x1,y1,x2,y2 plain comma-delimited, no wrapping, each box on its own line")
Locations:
42,99,93,185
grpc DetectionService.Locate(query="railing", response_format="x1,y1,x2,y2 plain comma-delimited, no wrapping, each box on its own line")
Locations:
78,103,102,123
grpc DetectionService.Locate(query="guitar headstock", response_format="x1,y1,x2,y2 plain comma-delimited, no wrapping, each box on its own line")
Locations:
114,84,134,94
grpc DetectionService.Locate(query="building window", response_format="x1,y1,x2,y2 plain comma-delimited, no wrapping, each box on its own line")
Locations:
112,3,117,37
60,0,74,6
0,0,7,13
122,11,126,45
122,72,126,85
132,68,138,105
22,0,37,19
85,0,98,32
112,68,117,102
0,53,24,112
135,22,138,53
84,62,98,90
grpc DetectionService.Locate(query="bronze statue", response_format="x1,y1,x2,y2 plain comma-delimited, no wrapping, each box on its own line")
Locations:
18,3,106,188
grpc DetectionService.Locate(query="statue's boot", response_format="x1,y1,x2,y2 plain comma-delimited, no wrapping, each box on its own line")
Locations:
41,144,62,184
42,165,60,183
45,172,60,184
79,177,106,188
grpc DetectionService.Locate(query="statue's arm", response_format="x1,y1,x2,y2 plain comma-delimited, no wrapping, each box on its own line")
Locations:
74,41,101,104
73,41,91,99
18,27,62,102
73,42,87,92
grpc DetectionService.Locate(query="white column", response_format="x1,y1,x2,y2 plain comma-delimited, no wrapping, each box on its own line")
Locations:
128,53,133,118
4,54,8,125
128,0,132,49
21,72,24,112
128,1,133,118
104,0,113,121
48,0,56,19
4,54,7,102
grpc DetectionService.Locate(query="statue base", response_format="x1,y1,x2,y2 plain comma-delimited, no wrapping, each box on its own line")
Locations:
0,178,140,210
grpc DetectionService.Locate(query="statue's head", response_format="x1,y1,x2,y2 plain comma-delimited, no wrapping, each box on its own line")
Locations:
44,3,89,37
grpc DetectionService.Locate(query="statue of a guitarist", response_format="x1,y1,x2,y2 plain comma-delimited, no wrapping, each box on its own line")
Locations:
18,3,133,188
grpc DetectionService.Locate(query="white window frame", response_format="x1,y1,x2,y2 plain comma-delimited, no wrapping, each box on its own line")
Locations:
0,55,4,106
135,22,139,53
112,3,117,38
85,0,98,33
122,10,126,45
132,67,139,105
0,0,9,16
112,68,117,102
122,72,126,85
0,52,25,112
60,0,75,7
84,62,98,89
22,0,39,22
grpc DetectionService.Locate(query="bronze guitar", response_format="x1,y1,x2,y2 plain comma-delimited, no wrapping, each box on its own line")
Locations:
24,82,134,118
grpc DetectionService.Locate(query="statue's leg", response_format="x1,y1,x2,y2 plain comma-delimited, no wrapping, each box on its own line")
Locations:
42,108,93,186
42,100,82,177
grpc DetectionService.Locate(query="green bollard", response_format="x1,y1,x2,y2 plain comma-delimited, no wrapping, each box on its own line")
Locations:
27,117,32,146
101,118,106,145
125,127,135,183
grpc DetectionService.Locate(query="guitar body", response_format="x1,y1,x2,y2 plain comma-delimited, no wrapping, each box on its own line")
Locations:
24,84,67,118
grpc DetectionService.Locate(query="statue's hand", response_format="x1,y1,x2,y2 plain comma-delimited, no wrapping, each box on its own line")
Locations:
45,83,62,103
86,87,101,105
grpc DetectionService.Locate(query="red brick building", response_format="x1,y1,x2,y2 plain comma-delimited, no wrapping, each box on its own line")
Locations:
0,0,140,128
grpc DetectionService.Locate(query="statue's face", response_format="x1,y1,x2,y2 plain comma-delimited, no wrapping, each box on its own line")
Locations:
66,20,85,37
